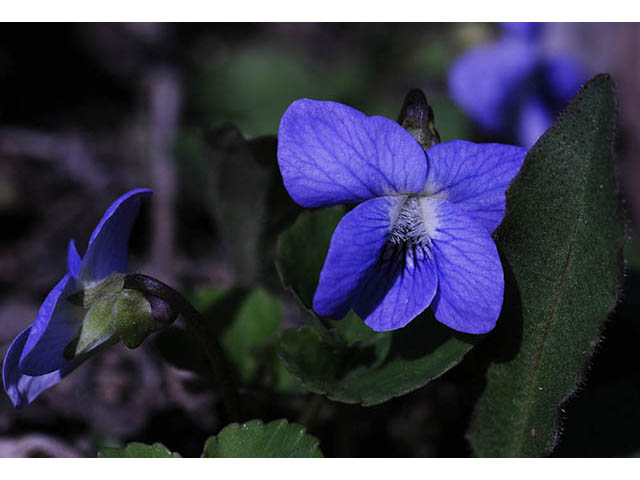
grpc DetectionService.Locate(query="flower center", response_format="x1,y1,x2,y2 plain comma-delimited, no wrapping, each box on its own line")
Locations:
388,196,439,248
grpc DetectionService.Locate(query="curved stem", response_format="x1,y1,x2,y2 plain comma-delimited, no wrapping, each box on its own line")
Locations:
124,273,241,422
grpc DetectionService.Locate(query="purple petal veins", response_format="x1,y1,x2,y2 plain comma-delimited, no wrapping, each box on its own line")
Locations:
424,140,527,233
278,99,526,334
313,196,405,319
429,200,504,334
355,239,439,332
277,99,428,208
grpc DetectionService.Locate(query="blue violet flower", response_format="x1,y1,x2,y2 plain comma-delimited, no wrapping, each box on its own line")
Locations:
277,99,526,334
3,188,152,407
449,22,586,147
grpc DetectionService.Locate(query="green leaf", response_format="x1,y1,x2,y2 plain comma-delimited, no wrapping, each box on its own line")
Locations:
201,419,323,458
194,45,365,137
216,288,299,392
190,287,229,313
249,136,303,276
281,312,477,406
204,125,271,285
467,75,624,457
221,288,281,381
201,128,300,287
153,287,246,377
98,442,181,458
276,207,479,405
276,206,346,309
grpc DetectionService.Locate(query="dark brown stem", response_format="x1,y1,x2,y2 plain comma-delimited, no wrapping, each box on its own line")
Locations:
124,273,241,422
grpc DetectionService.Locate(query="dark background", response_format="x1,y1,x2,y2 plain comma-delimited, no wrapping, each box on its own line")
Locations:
0,23,639,457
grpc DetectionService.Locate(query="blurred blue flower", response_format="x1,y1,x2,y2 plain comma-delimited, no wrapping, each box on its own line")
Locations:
449,22,586,147
3,188,152,407
278,99,526,333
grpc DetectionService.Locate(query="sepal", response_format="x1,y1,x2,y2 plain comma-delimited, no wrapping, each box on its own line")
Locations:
114,290,165,349
68,273,176,356
67,273,125,308
397,88,441,150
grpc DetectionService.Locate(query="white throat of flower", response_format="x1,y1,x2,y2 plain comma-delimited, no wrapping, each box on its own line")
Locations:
389,196,442,248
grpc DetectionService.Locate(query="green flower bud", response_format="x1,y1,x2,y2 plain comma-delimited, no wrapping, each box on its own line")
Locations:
68,272,177,356
397,88,441,150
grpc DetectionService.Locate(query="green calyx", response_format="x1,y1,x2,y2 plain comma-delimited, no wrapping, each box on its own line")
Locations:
68,272,126,308
397,88,441,150
69,273,175,356
74,295,121,355
112,289,156,349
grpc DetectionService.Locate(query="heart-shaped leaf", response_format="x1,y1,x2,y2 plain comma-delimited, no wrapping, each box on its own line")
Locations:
202,419,323,458
277,206,346,309
467,74,624,457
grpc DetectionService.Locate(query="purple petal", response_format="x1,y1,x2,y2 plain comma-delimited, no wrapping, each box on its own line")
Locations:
518,95,553,148
500,22,542,40
424,140,526,233
78,188,153,282
19,275,79,375
19,189,152,377
448,38,539,133
430,200,504,334
543,56,585,105
67,239,82,279
3,327,71,407
277,99,427,208
313,196,406,319
354,242,438,332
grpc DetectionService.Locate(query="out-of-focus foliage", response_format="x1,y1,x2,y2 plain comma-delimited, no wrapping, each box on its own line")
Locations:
154,286,297,393
194,46,366,137
174,126,301,289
